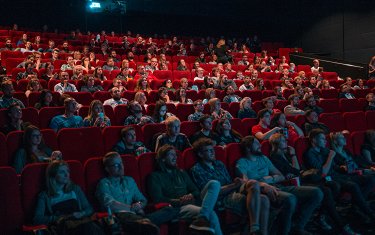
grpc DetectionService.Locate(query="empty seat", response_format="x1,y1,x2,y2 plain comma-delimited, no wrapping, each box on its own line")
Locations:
113,104,130,125
319,112,345,132
365,111,375,129
343,111,366,132
240,118,258,137
242,90,263,101
175,104,194,121
38,107,65,129
172,71,191,81
226,143,242,177
339,98,366,112
57,127,104,163
153,70,173,80
319,99,340,113
320,89,339,99
141,123,166,149
65,92,93,106
0,167,24,234
180,121,201,138
350,131,366,156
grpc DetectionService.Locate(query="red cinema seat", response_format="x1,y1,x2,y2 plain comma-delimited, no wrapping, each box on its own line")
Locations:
0,167,24,234
319,99,340,113
185,90,197,101
13,92,28,107
240,118,258,137
343,111,366,132
350,131,366,156
354,88,371,98
366,111,375,129
16,79,29,92
21,107,39,126
275,100,288,112
339,98,366,112
262,90,274,99
141,123,166,149
320,89,339,99
113,104,130,125
28,91,60,107
172,71,191,81
64,92,93,106
319,112,345,132
138,152,157,195
153,70,173,81
296,65,311,73
242,90,263,101
294,137,310,164
261,140,271,157
321,72,338,80
93,91,112,103
228,102,240,118
226,143,242,177
102,125,143,152
176,103,195,121
38,107,65,129
57,127,104,163
0,133,7,166
180,121,201,139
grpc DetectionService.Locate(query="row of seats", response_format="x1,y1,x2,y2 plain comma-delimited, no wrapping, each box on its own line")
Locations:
0,126,369,234
1,110,374,166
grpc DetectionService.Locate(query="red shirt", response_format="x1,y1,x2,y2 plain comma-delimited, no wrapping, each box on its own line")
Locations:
252,124,270,138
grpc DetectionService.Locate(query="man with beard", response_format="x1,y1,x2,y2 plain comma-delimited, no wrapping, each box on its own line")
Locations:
50,97,83,132
16,61,37,81
236,136,323,235
53,71,78,94
0,80,25,108
148,145,222,235
103,87,129,108
0,38,14,51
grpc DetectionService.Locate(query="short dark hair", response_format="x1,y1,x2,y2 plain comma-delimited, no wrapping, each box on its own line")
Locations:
257,108,270,119
308,128,325,143
240,136,255,155
103,151,120,167
304,109,316,118
288,94,299,102
192,138,214,157
121,126,135,138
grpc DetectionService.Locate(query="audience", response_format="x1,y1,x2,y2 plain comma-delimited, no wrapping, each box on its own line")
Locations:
284,94,305,116
215,118,242,146
50,98,83,132
303,94,323,115
0,80,25,108
361,129,375,166
223,85,241,103
270,112,304,144
124,101,153,126
34,89,56,109
238,97,257,119
147,145,222,234
303,110,330,136
187,99,205,121
152,100,174,123
25,78,42,98
339,84,355,99
1,103,29,135
54,71,78,94
190,115,220,145
112,127,149,156
175,88,193,104
365,92,375,111
252,108,281,141
209,98,233,120
262,97,281,116
80,75,103,93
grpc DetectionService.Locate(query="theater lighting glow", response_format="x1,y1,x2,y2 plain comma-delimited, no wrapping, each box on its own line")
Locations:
89,2,101,9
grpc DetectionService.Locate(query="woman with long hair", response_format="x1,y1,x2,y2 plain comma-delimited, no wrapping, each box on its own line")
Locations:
215,118,242,146
33,160,104,234
13,125,62,173
83,100,111,128
134,77,152,93
152,100,174,123
93,67,107,81
34,89,57,110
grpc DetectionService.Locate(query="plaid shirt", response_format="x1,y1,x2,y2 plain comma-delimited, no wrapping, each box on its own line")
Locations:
0,96,25,108
191,160,232,190
187,112,204,122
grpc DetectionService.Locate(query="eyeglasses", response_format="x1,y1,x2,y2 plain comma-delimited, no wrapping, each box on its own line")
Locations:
108,163,122,168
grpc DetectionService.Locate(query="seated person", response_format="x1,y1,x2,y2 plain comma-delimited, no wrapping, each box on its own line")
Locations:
303,110,330,136
223,85,241,103
252,108,282,141
319,79,335,90
188,99,205,121
134,77,152,93
112,127,150,156
361,129,375,166
311,59,321,73
25,78,42,98
193,67,205,81
34,160,104,234
202,88,216,104
280,79,294,92
175,88,193,104
208,98,233,120
102,57,119,71
365,92,375,111
34,89,57,110
16,61,37,80
123,101,153,126
284,94,305,116
145,57,159,72
157,87,171,103
217,74,237,90
190,115,220,145
179,77,191,90
304,129,375,223
103,87,128,109
71,65,85,80
238,97,257,119
83,100,111,128
191,138,270,235
262,97,281,116
50,98,83,132
111,78,127,93
134,91,148,109
161,79,175,92
353,79,368,90
339,84,355,99
13,125,62,174
93,67,107,81
152,100,174,123
303,94,323,115
60,56,75,71
155,116,191,152
269,133,359,234
54,71,78,94
273,86,286,100
215,118,242,146
147,145,222,234
96,152,177,234
236,136,323,235
254,78,266,91
116,68,133,81
80,75,103,93
1,103,29,135
0,80,25,108
201,76,215,90
270,112,304,145
238,76,254,91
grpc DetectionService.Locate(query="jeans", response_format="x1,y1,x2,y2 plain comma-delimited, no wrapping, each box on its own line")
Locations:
179,180,222,235
273,186,323,235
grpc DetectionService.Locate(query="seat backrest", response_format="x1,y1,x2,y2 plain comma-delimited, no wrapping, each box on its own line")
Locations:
339,98,366,112
365,111,375,129
351,131,366,156
141,123,166,149
319,99,339,113
0,167,24,234
58,127,104,163
83,157,107,210
38,107,65,129
226,143,242,178
294,137,310,165
343,111,366,132
240,118,258,137
180,121,201,138
65,92,93,106
113,104,130,125
319,112,345,132
138,152,157,197
228,102,240,118
176,103,195,121
320,89,339,99
0,133,7,166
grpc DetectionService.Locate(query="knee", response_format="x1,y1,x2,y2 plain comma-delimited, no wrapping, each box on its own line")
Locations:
284,194,297,211
246,180,260,193
206,180,221,191
313,187,324,203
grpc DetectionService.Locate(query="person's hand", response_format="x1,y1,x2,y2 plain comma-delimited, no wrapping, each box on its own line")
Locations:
285,173,295,179
233,177,246,186
286,121,295,127
51,151,62,161
340,165,348,172
272,127,282,133
131,202,143,212
329,150,336,158
180,194,195,205
287,146,296,156
72,212,84,219
261,183,279,202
